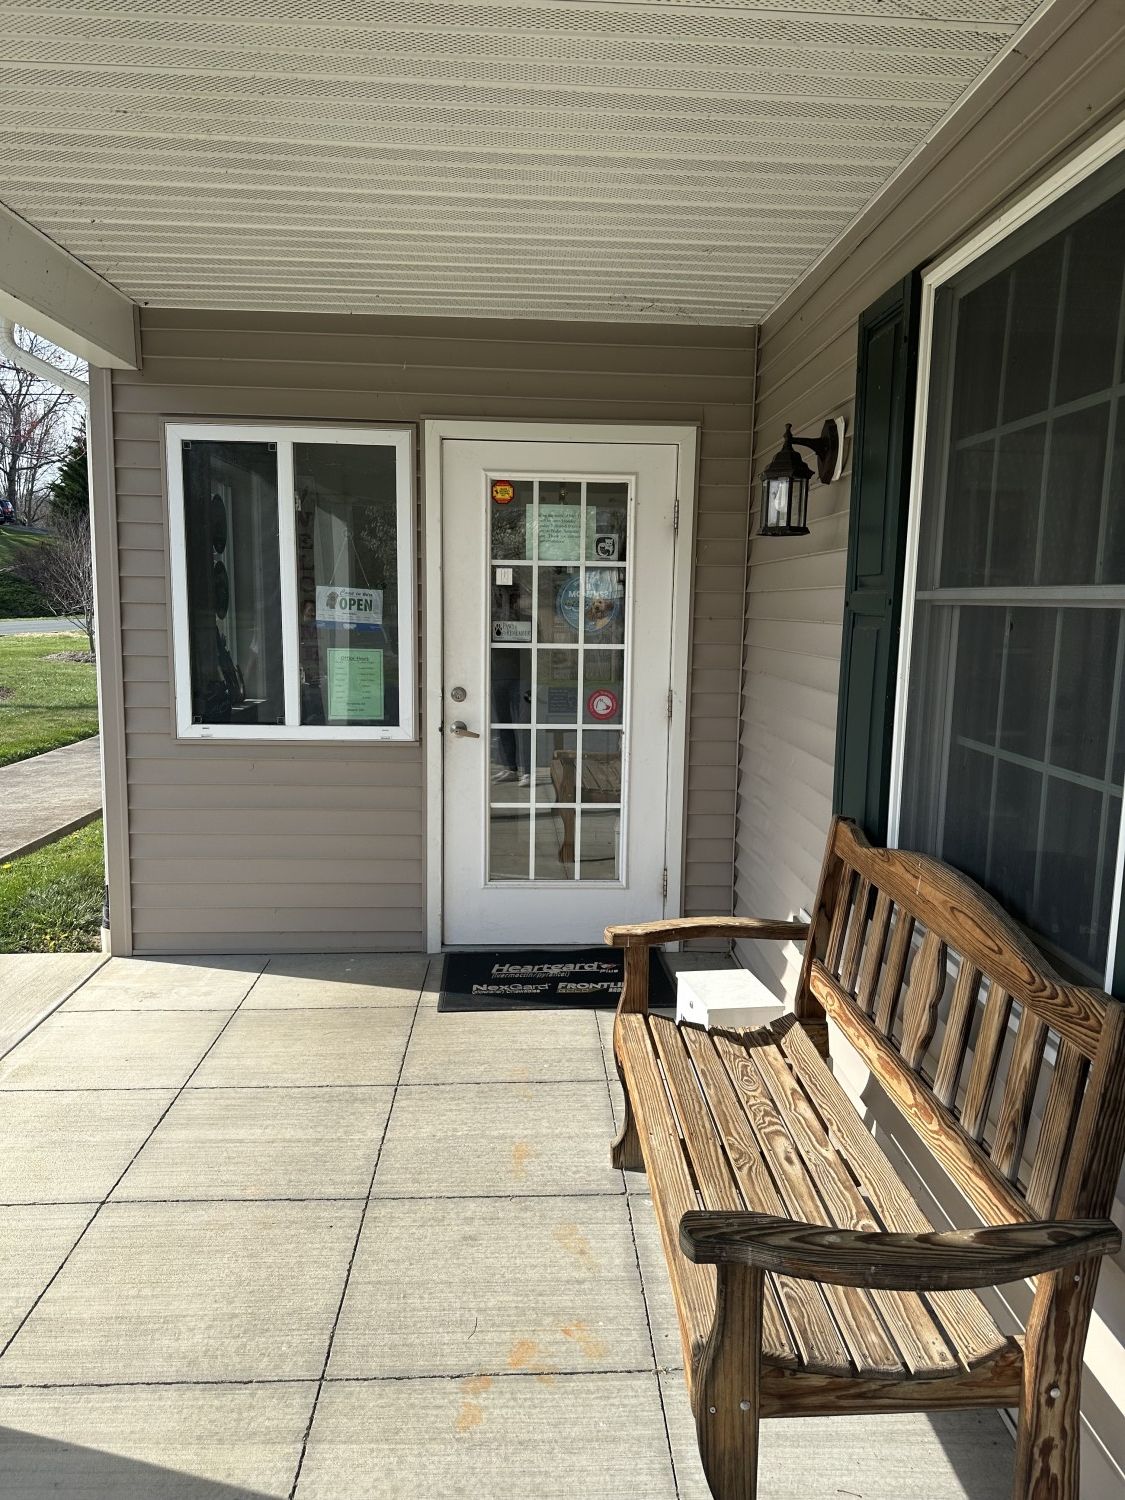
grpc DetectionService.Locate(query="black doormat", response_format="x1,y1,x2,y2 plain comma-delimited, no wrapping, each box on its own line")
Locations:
438,946,676,1012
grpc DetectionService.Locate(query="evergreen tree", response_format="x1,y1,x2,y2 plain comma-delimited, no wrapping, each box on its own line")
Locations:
48,420,89,526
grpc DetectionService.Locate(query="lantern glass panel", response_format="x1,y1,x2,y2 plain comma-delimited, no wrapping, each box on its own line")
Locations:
766,477,790,530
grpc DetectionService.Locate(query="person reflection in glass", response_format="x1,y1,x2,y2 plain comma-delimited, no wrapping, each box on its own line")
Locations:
491,650,530,786
299,598,325,724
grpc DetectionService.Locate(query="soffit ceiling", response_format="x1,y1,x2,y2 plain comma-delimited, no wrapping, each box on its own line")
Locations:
0,0,1041,325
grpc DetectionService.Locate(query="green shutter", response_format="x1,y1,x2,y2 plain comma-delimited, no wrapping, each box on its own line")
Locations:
832,272,921,840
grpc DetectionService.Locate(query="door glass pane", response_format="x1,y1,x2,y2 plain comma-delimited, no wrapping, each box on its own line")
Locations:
535,649,578,723
578,811,621,881
489,808,530,880
486,476,632,883
535,729,578,804
489,478,533,560
181,440,285,726
293,441,402,727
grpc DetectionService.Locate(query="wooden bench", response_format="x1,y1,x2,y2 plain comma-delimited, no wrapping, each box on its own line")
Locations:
606,817,1124,1500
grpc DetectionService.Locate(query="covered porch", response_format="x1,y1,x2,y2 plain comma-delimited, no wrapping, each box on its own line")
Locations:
0,951,1014,1497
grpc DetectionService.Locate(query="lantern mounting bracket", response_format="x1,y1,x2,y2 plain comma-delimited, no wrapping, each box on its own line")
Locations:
791,416,846,485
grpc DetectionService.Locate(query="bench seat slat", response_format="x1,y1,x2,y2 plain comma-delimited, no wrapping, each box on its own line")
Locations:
669,1020,852,1374
733,1032,960,1377
647,1016,797,1369
777,1018,1014,1372
616,1014,715,1380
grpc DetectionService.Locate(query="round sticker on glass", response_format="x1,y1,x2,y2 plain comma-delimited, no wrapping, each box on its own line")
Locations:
491,479,515,505
587,687,619,721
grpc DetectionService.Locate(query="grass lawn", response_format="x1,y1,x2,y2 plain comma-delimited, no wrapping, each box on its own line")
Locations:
0,632,99,767
0,529,51,616
0,819,104,952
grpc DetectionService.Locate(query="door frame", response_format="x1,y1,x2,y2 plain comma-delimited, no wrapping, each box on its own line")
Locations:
422,417,699,951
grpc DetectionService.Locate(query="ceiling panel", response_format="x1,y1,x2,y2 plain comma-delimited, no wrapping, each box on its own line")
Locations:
0,0,1041,324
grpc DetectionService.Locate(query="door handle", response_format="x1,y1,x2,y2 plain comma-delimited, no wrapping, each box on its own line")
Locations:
449,720,481,739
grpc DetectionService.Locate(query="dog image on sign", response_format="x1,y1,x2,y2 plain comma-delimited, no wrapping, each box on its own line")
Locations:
316,585,383,630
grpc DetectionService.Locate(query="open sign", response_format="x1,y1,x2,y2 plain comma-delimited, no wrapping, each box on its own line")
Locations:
315,585,383,629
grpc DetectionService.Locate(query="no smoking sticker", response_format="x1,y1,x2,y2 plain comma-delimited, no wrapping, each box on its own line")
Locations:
586,688,619,721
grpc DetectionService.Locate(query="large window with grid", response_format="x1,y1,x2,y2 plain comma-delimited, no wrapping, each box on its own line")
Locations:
897,156,1125,984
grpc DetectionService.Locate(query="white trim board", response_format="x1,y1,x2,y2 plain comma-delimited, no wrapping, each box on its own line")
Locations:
422,417,698,953
887,114,1125,991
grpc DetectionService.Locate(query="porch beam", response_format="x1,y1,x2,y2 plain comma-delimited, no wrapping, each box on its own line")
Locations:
0,200,139,369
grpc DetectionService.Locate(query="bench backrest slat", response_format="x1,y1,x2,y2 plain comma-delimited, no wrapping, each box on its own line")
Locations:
797,818,1124,1228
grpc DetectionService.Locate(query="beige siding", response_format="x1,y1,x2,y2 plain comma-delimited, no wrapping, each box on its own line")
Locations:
734,8,1125,1494
110,310,753,953
736,1,1125,991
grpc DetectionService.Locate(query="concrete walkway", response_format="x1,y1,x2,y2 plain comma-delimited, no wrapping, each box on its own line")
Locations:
0,953,107,1061
0,735,101,862
0,952,1015,1499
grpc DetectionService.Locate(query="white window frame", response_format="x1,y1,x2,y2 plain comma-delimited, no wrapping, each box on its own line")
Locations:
888,119,1125,991
166,421,416,743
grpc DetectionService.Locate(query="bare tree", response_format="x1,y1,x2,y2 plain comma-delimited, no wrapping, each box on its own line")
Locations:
0,332,87,527
15,510,96,653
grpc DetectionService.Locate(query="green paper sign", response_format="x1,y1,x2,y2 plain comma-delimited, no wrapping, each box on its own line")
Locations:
327,647,384,722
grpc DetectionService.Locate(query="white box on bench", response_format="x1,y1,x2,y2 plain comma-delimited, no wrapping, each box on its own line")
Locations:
675,967,787,1031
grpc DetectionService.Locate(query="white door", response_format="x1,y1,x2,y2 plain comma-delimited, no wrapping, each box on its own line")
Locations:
440,437,682,945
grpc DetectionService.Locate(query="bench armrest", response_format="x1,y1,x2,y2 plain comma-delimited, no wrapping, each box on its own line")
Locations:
679,1212,1121,1292
605,916,808,948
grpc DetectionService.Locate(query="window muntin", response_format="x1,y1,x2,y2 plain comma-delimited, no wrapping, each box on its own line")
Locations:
898,163,1125,982
485,475,631,883
168,424,414,741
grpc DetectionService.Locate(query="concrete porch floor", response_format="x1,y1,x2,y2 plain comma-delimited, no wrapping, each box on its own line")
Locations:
0,953,1016,1498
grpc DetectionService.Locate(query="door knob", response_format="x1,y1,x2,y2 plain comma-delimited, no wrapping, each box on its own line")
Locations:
449,720,480,739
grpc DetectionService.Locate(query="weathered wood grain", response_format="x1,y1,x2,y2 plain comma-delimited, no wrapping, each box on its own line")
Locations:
693,1263,764,1500
605,917,808,948
932,958,982,1109
960,984,1014,1141
679,1212,1119,1290
776,1017,1007,1371
680,1024,852,1375
650,1018,795,1367
1025,1042,1087,1219
809,962,1032,1227
991,1007,1048,1183
839,877,871,994
833,821,1107,1058
873,908,915,1038
900,929,948,1071
855,890,892,1014
757,1345,1024,1418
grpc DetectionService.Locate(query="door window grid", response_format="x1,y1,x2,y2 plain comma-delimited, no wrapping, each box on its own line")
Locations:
900,165,1125,983
486,475,631,883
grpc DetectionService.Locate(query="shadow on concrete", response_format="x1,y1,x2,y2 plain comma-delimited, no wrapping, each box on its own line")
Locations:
0,1428,284,1499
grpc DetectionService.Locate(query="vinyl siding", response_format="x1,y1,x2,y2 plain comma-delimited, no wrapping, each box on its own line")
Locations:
733,7,1125,1493
735,0,1125,993
109,309,753,953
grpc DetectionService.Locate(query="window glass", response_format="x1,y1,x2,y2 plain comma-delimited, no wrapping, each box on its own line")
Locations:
901,163,1125,982
294,442,401,727
171,427,413,740
181,440,285,726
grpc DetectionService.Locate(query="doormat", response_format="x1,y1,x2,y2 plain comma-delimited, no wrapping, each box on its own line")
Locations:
438,946,677,1012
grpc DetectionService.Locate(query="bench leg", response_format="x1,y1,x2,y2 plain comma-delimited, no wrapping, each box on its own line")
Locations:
693,1264,762,1500
610,1066,644,1171
1012,1264,1097,1499
610,946,650,1172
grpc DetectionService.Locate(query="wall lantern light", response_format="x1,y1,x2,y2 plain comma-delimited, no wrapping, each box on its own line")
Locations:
759,417,846,536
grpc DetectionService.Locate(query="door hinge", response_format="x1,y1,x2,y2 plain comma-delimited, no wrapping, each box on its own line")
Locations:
666,687,674,719
673,497,680,531
662,868,669,900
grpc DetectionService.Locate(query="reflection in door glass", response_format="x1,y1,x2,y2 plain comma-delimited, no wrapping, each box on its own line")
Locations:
486,475,631,882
